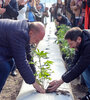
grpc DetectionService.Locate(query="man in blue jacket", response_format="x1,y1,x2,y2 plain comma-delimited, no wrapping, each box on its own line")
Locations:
48,27,90,100
0,19,45,93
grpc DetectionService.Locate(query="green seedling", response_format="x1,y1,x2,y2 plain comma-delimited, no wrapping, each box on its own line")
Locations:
30,48,54,88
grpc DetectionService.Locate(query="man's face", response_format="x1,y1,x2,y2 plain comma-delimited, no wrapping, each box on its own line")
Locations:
67,37,81,50
57,16,62,20
30,30,44,46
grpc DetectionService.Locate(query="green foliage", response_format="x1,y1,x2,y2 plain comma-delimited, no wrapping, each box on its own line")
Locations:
56,24,75,63
56,24,70,44
32,49,54,85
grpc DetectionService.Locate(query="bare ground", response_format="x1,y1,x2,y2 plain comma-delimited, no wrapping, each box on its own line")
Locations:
0,69,23,100
71,78,88,100
0,69,87,100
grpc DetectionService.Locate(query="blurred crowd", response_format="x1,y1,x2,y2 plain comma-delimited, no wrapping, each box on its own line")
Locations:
49,0,90,29
0,0,90,29
0,0,49,23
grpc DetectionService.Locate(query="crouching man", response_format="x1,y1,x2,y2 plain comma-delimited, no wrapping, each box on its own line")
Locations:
48,27,90,100
0,19,45,93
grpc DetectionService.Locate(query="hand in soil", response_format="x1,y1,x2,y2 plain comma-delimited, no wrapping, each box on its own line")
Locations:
33,81,45,93
46,85,56,93
46,79,64,92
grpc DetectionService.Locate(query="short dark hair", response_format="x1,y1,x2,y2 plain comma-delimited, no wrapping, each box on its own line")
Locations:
57,13,62,16
64,27,82,41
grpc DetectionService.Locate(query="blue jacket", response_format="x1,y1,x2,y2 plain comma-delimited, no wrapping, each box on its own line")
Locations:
62,30,90,83
27,2,35,22
0,19,35,84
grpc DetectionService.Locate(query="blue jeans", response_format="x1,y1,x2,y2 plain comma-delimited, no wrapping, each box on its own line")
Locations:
82,65,90,93
0,59,14,92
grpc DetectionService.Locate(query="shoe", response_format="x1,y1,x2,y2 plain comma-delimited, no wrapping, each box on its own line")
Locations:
79,92,90,100
10,71,17,76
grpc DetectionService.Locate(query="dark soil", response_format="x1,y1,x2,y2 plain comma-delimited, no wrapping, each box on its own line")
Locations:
71,78,88,100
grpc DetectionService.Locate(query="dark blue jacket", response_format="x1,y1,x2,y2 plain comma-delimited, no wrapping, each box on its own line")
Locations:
56,15,72,26
62,30,90,83
0,19,35,84
2,0,18,19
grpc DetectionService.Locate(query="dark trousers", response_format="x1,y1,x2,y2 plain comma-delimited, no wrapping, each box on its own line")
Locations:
0,59,14,92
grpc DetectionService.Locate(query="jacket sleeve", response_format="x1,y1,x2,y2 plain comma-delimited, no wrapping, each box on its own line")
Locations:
8,31,35,84
62,45,90,83
5,1,19,19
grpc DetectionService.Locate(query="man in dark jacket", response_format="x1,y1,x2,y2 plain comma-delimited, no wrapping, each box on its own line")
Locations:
47,27,90,100
0,19,45,93
1,0,18,19
55,13,72,27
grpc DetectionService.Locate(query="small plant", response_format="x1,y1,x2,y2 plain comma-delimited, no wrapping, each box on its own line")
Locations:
30,48,54,88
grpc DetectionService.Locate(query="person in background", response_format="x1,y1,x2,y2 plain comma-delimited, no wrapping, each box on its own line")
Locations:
55,13,71,35
47,27,90,100
17,0,29,20
70,0,82,27
35,0,45,22
49,3,55,22
0,0,9,18
66,0,75,27
26,0,36,22
0,19,45,93
55,13,71,27
1,0,19,19
54,0,65,19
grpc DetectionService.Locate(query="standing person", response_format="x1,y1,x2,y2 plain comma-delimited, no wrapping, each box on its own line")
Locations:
26,0,36,22
66,0,75,27
70,0,82,27
35,0,45,22
47,27,90,100
1,0,19,19
49,4,55,22
0,0,9,18
17,0,29,20
0,19,45,93
54,0,65,19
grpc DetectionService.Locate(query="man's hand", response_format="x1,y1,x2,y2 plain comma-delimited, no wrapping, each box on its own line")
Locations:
47,79,64,92
33,81,45,93
56,21,59,26
0,8,6,14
